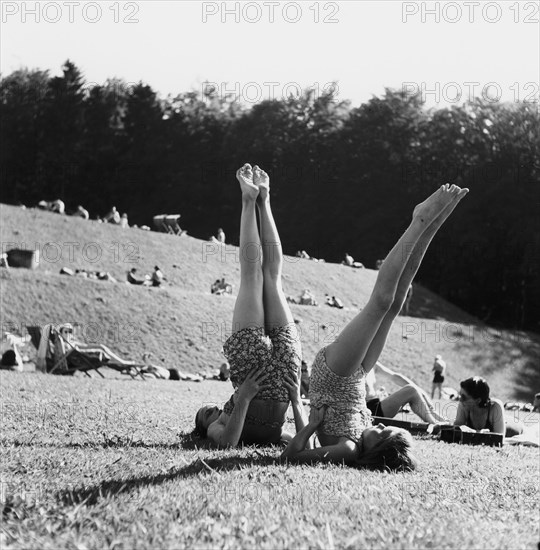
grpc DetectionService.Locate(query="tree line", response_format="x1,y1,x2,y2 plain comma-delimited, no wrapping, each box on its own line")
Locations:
1,61,538,331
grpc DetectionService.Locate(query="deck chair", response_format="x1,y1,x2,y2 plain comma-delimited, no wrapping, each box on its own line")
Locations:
27,325,146,379
27,324,102,377
153,214,168,233
153,214,185,235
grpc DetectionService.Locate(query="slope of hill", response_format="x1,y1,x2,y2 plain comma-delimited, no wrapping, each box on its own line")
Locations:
1,204,539,400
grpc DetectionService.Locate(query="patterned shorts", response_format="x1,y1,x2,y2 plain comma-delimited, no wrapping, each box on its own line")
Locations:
222,325,302,420
310,347,372,443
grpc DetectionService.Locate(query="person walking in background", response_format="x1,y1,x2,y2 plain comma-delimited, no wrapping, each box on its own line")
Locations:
431,354,446,399
401,284,413,315
217,228,226,243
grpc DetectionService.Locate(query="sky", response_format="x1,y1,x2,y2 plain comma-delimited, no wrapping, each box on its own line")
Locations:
1,0,539,108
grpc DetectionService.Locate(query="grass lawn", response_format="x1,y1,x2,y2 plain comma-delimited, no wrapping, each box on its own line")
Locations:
1,372,539,549
1,204,539,548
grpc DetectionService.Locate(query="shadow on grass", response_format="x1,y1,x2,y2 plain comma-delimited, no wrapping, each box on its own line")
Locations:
1,439,192,450
56,451,281,507
1,432,254,451
404,284,478,324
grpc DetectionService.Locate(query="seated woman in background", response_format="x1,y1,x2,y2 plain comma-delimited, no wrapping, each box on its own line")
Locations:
37,324,143,373
454,377,524,438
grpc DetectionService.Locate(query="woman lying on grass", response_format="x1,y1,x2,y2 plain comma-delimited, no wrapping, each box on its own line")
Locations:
282,184,469,471
454,376,524,438
364,360,448,424
194,164,307,447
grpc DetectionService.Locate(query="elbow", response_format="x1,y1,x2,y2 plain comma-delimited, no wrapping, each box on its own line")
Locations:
280,444,299,463
216,437,236,449
280,446,293,461
210,433,235,449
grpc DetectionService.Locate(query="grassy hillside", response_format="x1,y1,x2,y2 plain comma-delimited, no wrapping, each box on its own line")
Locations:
1,204,539,400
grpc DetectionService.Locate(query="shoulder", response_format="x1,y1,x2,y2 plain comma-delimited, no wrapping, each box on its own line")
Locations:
208,411,235,447
490,399,505,413
207,414,227,440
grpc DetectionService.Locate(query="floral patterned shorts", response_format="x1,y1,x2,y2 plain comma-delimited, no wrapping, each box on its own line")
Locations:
222,325,302,418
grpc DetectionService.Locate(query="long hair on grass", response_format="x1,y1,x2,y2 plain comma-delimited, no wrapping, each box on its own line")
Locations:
357,428,417,472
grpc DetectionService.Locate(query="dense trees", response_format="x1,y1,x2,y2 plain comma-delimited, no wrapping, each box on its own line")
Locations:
1,61,538,330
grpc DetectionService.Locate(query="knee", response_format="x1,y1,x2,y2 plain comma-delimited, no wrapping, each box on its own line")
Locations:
404,384,419,400
371,291,394,312
388,299,404,316
262,266,281,283
243,267,264,282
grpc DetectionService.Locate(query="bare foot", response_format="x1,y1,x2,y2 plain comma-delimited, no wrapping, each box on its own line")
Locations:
430,186,469,227
413,184,456,225
236,164,259,200
253,165,270,202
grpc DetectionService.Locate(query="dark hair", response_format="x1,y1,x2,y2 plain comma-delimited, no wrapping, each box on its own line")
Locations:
357,428,417,472
194,409,208,437
168,368,181,381
460,377,491,407
193,406,222,438
1,350,17,367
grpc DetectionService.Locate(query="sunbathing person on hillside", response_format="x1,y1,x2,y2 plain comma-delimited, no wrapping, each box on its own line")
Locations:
151,266,164,287
454,376,524,438
194,164,306,448
342,253,363,269
1,335,24,372
365,361,447,424
56,324,142,367
38,199,65,214
282,184,469,470
211,278,233,295
127,268,147,285
325,294,344,309
73,205,89,220
103,206,121,224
